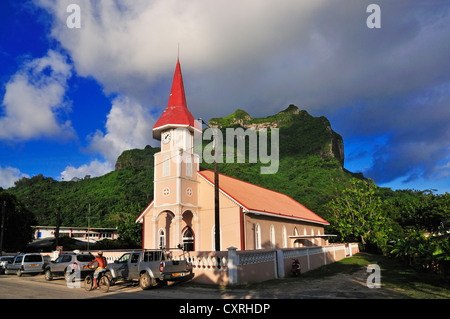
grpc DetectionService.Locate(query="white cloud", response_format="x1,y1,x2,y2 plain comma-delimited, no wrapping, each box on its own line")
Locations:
0,50,75,141
34,0,325,104
34,0,449,188
86,95,157,165
59,95,157,180
33,1,450,116
60,160,113,181
0,166,29,189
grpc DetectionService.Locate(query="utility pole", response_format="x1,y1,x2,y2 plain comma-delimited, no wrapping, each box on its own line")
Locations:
214,137,220,251
84,204,98,252
55,208,61,249
198,118,220,251
0,201,6,256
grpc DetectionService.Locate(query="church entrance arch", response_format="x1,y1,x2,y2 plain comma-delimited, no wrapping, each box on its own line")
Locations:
182,226,195,251
156,210,174,249
181,210,195,251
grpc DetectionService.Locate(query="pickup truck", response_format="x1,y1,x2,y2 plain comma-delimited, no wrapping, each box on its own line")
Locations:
108,249,193,290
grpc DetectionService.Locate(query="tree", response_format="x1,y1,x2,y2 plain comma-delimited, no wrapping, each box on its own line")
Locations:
0,190,37,252
389,195,449,277
108,203,143,247
397,191,449,233
326,179,391,252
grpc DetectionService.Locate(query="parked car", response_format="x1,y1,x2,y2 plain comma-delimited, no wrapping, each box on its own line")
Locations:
108,248,193,290
44,252,95,281
5,253,45,276
0,256,15,274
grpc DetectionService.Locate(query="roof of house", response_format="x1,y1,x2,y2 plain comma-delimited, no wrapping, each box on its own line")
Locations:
153,59,201,139
135,200,154,223
197,170,329,225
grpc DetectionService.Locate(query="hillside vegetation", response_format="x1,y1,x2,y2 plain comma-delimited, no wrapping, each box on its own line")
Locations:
5,105,448,269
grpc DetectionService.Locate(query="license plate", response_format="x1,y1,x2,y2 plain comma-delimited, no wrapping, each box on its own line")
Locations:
29,264,37,267
172,272,184,277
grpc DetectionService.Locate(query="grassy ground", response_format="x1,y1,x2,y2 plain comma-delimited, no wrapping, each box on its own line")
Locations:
241,253,450,299
354,253,450,299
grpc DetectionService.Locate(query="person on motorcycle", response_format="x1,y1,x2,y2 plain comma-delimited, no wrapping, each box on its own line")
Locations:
86,251,108,288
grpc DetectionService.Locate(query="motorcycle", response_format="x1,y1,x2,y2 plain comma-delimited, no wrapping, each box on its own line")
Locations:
291,259,301,277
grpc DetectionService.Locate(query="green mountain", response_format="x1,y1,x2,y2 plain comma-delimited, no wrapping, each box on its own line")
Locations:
210,104,345,167
10,166,155,229
205,105,362,218
8,105,363,230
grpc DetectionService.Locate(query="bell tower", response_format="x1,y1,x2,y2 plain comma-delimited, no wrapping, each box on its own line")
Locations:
151,59,201,249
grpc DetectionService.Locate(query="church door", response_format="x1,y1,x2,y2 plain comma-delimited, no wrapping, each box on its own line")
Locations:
182,227,195,251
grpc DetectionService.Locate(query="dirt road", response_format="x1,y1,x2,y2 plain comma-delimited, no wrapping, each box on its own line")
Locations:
0,267,394,299
0,274,223,299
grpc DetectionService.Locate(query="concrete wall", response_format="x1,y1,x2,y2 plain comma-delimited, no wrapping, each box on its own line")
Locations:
42,243,359,285
186,243,359,285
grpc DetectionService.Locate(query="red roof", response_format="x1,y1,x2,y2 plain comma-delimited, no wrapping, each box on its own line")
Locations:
198,170,329,225
153,59,200,139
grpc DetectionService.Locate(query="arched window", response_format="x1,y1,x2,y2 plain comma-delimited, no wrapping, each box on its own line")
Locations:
255,223,262,249
158,229,165,249
311,228,315,246
163,156,170,177
182,227,194,251
293,227,299,248
282,226,287,248
270,225,276,248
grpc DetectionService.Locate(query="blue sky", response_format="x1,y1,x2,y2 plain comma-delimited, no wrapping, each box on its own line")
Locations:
0,0,449,194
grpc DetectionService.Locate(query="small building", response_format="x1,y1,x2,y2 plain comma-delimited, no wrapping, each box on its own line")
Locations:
32,226,119,243
136,59,331,251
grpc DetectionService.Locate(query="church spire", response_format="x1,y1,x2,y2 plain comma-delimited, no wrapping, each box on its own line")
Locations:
167,58,187,109
153,58,200,140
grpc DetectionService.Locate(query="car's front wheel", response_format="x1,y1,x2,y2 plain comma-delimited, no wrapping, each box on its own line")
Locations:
45,269,53,281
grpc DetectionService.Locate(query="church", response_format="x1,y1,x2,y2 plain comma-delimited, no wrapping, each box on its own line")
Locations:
136,59,330,251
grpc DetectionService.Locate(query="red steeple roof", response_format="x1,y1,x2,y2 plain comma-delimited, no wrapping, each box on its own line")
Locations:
153,59,200,139
167,58,187,108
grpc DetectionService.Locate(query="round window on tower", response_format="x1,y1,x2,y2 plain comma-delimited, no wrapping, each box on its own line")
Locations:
163,187,170,197
186,187,193,197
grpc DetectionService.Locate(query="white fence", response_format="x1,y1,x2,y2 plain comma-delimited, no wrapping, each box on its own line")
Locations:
179,243,359,285
42,243,359,285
